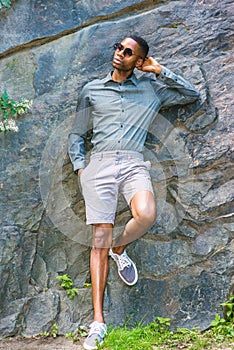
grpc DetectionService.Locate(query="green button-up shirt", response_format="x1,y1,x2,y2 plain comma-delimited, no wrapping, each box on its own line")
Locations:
68,66,199,171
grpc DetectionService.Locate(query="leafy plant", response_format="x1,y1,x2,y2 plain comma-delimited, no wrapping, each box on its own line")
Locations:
38,323,59,338
40,331,49,337
0,0,11,9
66,325,88,343
100,309,234,350
0,91,32,133
50,323,59,338
56,274,78,299
84,282,92,288
156,316,170,330
210,294,234,339
65,332,75,340
222,294,234,321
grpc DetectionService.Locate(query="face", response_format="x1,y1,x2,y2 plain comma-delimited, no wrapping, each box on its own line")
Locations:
112,38,144,72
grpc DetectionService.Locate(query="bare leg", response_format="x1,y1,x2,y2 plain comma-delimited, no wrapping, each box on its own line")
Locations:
112,190,156,254
90,223,113,323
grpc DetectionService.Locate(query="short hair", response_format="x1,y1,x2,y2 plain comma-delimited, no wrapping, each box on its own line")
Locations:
129,35,149,58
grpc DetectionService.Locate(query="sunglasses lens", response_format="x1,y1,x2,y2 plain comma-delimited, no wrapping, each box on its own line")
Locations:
113,43,133,57
124,48,133,57
114,43,122,51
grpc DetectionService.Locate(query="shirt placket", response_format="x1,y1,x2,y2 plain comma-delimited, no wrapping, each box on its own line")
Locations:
118,83,126,148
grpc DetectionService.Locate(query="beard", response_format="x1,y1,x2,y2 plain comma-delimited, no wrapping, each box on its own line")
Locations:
112,60,134,72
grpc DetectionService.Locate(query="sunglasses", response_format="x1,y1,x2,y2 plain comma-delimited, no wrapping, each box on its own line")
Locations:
113,43,143,59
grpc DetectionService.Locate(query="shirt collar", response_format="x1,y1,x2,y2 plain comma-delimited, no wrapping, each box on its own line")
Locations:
103,71,138,86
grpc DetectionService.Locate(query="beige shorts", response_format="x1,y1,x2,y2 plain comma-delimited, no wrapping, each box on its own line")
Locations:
79,150,154,225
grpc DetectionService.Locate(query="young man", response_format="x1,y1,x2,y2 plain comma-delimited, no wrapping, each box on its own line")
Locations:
68,35,199,349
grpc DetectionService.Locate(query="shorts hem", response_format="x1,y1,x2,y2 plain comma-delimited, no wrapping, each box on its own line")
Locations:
126,187,154,206
86,219,115,226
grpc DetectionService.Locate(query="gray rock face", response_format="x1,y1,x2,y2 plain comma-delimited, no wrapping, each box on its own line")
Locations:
0,0,233,337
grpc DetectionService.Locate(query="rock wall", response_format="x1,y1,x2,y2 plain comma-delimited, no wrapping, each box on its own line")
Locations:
0,0,233,337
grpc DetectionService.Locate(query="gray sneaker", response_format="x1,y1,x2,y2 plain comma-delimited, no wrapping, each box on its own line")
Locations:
83,321,107,350
109,248,138,286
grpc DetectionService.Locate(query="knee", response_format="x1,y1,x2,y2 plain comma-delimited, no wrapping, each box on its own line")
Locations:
92,225,112,249
135,204,156,227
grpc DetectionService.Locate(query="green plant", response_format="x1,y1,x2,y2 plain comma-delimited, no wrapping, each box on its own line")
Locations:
0,91,32,133
66,325,88,343
222,294,234,321
65,332,75,340
209,294,234,340
40,331,49,337
38,323,58,338
77,325,89,337
156,316,170,330
56,274,78,299
0,0,11,9
100,310,234,350
50,323,59,338
84,282,92,288
210,313,227,329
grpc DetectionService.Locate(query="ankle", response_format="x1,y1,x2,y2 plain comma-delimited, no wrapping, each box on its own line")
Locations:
93,315,105,324
111,246,125,255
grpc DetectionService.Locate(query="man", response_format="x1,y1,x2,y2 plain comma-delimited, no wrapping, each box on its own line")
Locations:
68,35,199,349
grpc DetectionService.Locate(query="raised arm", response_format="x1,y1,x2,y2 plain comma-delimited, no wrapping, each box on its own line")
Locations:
137,56,200,106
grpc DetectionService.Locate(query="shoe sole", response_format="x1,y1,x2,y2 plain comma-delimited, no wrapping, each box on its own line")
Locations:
83,340,103,350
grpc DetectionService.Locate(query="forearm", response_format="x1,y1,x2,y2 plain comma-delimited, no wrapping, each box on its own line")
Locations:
68,84,91,174
68,133,86,173
158,66,200,101
139,57,200,104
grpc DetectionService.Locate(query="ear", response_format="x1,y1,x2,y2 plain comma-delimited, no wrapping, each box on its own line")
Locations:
135,57,144,69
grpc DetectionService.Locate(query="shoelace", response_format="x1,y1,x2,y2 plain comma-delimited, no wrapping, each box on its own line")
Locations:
116,253,131,270
89,322,106,337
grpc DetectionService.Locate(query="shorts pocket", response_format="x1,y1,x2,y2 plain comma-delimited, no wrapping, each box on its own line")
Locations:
79,163,90,182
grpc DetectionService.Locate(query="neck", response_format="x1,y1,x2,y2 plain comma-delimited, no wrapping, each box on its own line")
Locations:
112,69,133,83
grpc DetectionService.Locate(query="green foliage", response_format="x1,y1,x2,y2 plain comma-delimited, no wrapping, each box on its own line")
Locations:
38,323,59,338
156,316,170,330
222,294,234,321
84,282,92,288
40,331,49,337
56,274,78,299
100,318,174,350
66,325,88,342
0,91,32,133
50,323,59,338
100,309,234,350
210,294,234,339
65,332,75,340
0,0,11,9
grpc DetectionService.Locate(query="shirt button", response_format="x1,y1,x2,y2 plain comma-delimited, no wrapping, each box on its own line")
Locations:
120,124,123,128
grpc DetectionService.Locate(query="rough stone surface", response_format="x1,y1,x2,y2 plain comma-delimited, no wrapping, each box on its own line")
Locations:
0,0,233,337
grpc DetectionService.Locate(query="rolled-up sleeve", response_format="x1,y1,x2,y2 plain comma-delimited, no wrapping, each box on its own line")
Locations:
68,85,91,172
156,66,200,107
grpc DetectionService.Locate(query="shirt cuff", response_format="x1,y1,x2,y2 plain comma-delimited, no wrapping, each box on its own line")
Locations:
73,160,86,174
158,66,176,81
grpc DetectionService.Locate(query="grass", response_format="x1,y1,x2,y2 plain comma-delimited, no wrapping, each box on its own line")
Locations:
99,316,234,350
99,295,234,349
